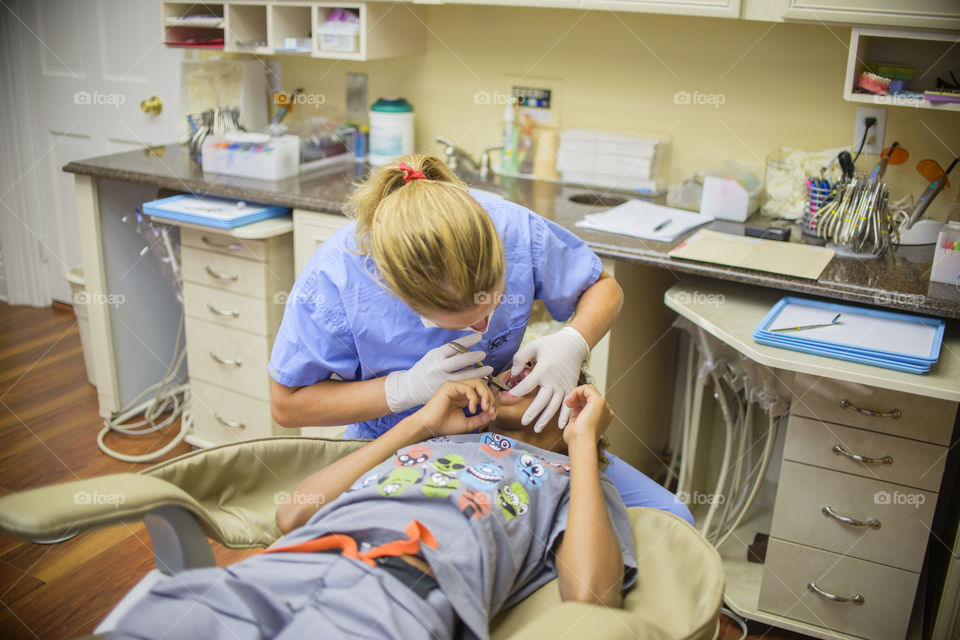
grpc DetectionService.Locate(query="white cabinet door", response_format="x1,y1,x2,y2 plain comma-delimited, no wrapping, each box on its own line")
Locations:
782,0,960,30
414,0,579,8
579,0,740,18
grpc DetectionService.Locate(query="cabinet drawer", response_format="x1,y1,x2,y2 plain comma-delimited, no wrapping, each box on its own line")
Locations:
188,380,280,444
759,537,919,640
771,460,936,572
181,228,268,262
185,318,271,401
790,373,956,445
183,281,283,336
182,246,272,298
293,209,349,277
784,415,947,493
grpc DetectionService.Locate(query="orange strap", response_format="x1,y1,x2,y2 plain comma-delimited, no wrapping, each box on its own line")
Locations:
262,520,438,568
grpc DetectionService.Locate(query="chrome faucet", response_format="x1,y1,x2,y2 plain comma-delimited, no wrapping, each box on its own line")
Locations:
435,136,502,181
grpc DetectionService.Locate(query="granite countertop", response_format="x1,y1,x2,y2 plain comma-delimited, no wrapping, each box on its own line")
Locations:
64,143,960,320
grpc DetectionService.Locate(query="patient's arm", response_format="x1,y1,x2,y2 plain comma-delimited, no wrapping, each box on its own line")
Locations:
276,380,497,534
555,386,624,607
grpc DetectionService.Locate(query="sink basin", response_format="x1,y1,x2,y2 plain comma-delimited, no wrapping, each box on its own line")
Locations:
568,193,628,207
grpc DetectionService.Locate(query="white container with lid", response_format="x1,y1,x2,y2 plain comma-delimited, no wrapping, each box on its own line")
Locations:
369,97,414,166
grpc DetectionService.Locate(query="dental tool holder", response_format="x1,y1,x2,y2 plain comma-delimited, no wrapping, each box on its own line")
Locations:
811,173,897,258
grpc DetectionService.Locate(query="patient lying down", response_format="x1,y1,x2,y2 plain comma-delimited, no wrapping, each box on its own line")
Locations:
108,376,638,640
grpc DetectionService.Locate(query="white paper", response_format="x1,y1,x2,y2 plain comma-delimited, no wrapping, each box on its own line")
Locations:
767,303,937,359
575,199,714,242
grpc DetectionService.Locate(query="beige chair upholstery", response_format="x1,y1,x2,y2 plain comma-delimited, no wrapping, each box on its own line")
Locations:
0,437,723,640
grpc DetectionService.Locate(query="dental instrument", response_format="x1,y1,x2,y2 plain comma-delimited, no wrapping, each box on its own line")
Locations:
906,156,958,229
448,340,511,391
770,313,841,332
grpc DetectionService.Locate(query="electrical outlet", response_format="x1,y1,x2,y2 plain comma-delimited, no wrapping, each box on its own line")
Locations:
853,106,886,156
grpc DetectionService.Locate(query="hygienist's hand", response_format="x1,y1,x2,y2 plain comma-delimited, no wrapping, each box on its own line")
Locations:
414,379,497,437
384,333,493,413
508,327,590,432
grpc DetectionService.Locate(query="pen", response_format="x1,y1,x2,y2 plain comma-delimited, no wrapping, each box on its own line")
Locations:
771,313,842,332
653,219,672,232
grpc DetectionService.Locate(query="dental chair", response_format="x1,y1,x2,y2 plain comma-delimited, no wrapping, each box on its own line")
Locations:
0,437,724,639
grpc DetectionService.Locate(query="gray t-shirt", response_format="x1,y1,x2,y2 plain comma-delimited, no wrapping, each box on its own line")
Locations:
276,433,639,640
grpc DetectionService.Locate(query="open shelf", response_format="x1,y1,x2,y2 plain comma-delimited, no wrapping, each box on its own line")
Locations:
225,3,270,54
162,2,225,48
845,28,960,113
270,4,314,54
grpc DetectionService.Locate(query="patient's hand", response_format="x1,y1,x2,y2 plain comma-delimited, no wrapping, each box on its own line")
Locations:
414,380,497,437
562,385,613,446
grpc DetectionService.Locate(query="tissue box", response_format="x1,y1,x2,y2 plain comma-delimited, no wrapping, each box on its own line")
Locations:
700,174,761,222
201,133,300,181
931,223,960,286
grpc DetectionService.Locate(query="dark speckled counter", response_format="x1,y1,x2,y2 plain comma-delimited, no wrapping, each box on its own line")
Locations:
65,143,960,320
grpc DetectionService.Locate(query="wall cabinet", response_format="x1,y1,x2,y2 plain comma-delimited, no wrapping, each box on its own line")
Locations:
578,0,740,19
781,0,960,32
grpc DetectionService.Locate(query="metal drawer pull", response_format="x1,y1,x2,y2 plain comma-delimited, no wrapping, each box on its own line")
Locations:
205,266,238,282
807,582,864,605
202,236,243,251
822,505,881,529
209,351,242,366
214,413,245,429
839,398,901,419
832,444,893,465
206,303,239,318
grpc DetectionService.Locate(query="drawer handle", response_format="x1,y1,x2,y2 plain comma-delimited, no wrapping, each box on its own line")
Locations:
214,413,245,429
209,351,242,367
839,398,901,419
807,582,865,605
822,505,881,529
206,303,239,318
202,236,243,251
832,444,893,465
205,266,238,282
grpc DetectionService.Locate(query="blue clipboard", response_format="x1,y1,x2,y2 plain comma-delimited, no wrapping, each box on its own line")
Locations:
753,297,945,375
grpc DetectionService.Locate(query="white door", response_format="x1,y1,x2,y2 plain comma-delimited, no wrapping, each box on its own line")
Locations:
5,0,183,304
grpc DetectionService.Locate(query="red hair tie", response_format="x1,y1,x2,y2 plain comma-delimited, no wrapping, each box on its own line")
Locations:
397,162,427,184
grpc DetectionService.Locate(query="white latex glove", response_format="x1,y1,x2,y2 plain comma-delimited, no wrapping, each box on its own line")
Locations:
508,326,590,432
384,333,493,413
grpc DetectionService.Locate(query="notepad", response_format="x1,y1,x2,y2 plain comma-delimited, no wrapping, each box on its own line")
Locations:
575,200,714,242
669,229,834,280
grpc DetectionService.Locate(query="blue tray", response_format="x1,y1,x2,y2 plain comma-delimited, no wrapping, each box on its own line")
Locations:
753,297,944,375
143,194,290,229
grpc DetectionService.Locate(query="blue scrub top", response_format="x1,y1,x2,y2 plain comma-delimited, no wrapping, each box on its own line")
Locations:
268,190,603,438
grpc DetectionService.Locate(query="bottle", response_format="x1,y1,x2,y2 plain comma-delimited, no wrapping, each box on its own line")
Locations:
501,104,518,174
369,97,414,166
516,114,533,175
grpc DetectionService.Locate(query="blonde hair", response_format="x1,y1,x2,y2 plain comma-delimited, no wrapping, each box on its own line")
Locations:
345,154,505,314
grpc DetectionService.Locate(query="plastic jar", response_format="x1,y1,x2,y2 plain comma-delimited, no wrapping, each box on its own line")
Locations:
368,97,414,166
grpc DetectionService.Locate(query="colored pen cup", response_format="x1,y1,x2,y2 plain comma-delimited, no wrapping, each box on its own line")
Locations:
931,222,960,286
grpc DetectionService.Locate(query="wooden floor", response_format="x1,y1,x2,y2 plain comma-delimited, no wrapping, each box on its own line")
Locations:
0,301,810,639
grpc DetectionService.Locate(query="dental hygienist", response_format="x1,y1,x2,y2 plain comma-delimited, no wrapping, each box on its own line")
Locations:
268,154,692,521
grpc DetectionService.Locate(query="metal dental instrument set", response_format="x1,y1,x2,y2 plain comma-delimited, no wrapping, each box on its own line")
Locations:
808,144,907,257
448,340,511,391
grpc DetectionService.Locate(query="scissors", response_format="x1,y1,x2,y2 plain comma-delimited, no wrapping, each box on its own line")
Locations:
448,340,510,391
